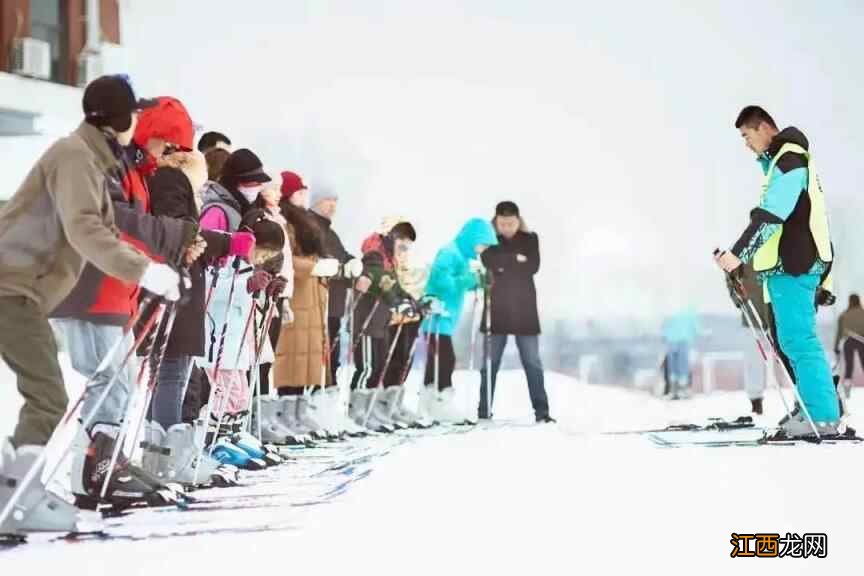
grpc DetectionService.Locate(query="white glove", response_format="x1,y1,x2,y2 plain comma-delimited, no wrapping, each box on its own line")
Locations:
139,262,180,302
469,259,485,274
311,258,340,278
343,258,364,279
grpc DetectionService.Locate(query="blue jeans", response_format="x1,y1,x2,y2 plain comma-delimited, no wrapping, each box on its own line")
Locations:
148,356,194,429
478,334,549,419
666,342,691,390
54,319,134,427
767,273,838,422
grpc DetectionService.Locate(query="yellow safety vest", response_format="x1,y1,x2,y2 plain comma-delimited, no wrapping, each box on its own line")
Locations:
752,143,833,274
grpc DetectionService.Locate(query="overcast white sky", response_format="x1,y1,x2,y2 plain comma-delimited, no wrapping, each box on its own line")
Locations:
121,0,864,321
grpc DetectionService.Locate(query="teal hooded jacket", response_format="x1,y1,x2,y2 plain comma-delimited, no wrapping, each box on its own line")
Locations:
421,218,498,336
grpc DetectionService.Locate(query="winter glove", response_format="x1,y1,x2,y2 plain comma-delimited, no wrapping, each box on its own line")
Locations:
184,235,207,266
140,262,181,302
816,287,836,307
266,275,288,297
343,258,364,279
229,231,256,261
247,269,273,294
311,258,339,278
355,276,372,294
180,221,200,251
392,299,420,321
420,296,448,317
379,274,397,292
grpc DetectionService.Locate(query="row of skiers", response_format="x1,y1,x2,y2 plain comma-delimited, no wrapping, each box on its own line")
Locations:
1,74,551,538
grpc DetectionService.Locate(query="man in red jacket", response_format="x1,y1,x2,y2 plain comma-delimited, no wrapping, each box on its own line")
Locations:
51,97,202,503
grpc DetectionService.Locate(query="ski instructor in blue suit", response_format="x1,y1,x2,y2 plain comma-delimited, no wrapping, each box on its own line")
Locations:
715,105,839,438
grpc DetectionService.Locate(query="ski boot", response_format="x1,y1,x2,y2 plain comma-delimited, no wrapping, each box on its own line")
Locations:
369,387,400,430
229,413,283,466
429,387,468,425
296,395,336,441
350,390,389,433
775,412,843,439
140,421,169,477
418,385,440,426
70,424,186,512
254,397,303,446
390,385,432,429
275,397,316,446
328,388,368,437
191,418,238,487
1,439,90,536
750,397,764,415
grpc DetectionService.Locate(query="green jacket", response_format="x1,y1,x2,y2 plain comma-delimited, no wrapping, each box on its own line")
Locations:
0,122,150,313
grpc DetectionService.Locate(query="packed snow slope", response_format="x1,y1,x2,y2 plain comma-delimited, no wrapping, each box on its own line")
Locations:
1,359,862,575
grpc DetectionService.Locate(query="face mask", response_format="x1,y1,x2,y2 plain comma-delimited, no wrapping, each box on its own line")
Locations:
237,184,264,204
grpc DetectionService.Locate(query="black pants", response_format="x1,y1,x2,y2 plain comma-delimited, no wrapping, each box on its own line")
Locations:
844,338,864,379
384,321,421,388
351,335,389,390
423,334,455,391
328,316,343,386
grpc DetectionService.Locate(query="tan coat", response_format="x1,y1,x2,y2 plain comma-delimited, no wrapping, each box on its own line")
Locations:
0,122,150,313
273,232,329,389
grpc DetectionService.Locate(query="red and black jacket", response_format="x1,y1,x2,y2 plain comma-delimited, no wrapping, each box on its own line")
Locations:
51,145,194,325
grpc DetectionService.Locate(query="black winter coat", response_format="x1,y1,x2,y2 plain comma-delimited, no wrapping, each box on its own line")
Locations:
146,167,230,357
311,211,354,319
480,231,541,335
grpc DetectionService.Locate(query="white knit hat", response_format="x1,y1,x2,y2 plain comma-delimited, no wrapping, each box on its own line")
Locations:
309,186,339,208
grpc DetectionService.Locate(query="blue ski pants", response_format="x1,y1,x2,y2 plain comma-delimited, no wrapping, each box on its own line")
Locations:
767,273,839,422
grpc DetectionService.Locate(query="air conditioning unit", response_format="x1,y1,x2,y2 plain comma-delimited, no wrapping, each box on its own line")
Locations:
11,37,51,80
77,51,103,87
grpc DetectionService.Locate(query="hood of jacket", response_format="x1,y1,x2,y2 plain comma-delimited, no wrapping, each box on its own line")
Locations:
454,217,498,259
132,97,195,152
765,126,809,160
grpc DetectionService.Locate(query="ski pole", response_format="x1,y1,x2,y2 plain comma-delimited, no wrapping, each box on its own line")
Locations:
363,321,405,427
100,301,179,499
0,300,164,529
484,273,494,420
468,290,481,370
204,266,220,312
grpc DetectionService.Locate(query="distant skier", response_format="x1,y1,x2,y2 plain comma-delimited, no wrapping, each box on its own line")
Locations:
835,293,864,406
715,105,839,437
661,309,699,400
478,201,553,423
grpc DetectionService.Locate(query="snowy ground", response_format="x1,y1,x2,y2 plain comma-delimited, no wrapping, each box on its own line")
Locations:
1,356,863,575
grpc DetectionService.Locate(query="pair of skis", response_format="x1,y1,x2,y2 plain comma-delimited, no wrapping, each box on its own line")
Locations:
605,415,861,447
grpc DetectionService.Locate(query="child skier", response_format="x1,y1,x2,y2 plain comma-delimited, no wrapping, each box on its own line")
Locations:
420,218,497,424
349,218,419,432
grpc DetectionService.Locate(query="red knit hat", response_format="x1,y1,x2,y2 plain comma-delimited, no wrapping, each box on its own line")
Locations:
280,170,307,198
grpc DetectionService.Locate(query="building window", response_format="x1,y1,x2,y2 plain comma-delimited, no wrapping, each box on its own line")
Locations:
29,0,68,83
